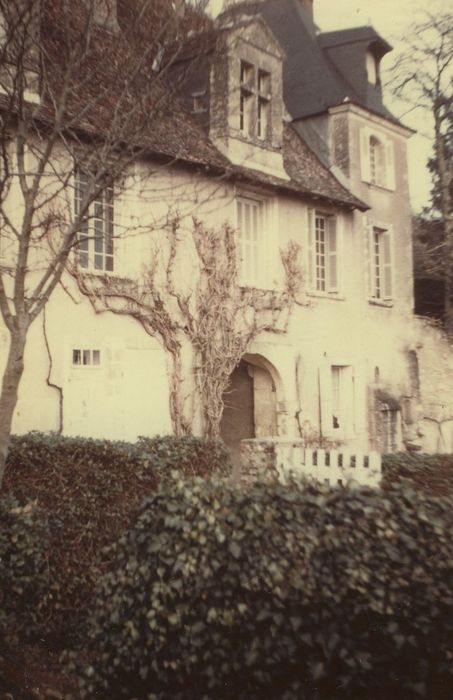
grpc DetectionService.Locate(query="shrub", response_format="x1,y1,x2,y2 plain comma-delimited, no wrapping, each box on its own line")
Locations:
3,432,231,647
0,496,49,644
136,434,231,479
81,478,453,700
382,452,453,497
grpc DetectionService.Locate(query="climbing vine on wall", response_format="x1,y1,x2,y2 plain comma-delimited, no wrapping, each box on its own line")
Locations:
70,217,304,438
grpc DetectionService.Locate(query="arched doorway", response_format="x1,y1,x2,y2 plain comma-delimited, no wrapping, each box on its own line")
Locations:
220,355,280,466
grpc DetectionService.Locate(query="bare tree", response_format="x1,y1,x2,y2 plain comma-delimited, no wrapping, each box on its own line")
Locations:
71,216,304,439
390,9,452,330
0,0,212,484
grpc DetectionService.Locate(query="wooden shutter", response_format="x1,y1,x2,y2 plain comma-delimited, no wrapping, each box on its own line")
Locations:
319,364,333,437
385,138,395,190
382,227,393,299
307,207,314,288
364,217,373,297
341,366,354,438
237,197,261,287
327,216,338,292
360,128,371,183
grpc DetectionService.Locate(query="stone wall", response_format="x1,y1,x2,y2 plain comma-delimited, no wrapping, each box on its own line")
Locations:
240,438,277,483
414,317,453,452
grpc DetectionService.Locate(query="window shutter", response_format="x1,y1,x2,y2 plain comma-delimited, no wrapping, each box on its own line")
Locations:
385,138,395,190
319,364,333,437
236,197,262,287
360,128,371,183
307,208,314,288
341,366,354,438
364,217,372,297
237,198,243,273
382,227,393,299
327,216,338,292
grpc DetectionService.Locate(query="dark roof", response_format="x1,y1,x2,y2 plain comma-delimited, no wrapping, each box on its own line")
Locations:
4,1,365,213
220,0,398,123
224,125,366,211
319,27,392,56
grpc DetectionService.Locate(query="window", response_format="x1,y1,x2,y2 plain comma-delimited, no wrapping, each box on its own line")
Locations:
74,170,114,272
366,51,379,85
360,128,395,190
308,210,338,294
369,225,392,300
369,136,386,187
191,91,206,114
236,196,265,287
239,61,271,140
319,364,355,438
330,365,354,436
72,349,101,367
257,70,270,140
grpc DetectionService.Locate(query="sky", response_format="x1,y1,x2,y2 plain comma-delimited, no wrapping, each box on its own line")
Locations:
208,0,450,212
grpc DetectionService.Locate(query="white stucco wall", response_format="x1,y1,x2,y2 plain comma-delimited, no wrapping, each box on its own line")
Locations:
0,115,441,454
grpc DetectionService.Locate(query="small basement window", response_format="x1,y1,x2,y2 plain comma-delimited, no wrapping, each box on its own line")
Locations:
72,349,101,366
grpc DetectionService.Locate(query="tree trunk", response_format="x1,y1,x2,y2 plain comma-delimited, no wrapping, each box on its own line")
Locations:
433,110,453,335
0,326,27,487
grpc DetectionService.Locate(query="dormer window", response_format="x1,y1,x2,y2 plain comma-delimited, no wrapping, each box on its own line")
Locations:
257,70,271,139
240,61,254,136
191,91,206,114
239,61,271,140
240,61,254,87
366,51,379,85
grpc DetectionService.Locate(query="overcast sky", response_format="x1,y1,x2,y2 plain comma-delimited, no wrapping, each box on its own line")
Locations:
208,0,450,212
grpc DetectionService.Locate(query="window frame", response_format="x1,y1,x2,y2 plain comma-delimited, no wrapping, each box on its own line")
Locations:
74,169,115,274
71,347,102,369
307,209,340,296
366,222,394,302
360,127,395,191
235,192,278,290
319,363,355,439
239,60,271,140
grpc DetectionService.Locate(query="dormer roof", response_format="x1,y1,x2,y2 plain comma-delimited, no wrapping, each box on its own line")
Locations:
318,26,392,58
224,0,400,125
218,13,285,60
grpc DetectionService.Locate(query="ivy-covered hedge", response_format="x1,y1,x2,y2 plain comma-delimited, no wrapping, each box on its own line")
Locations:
3,432,231,647
0,496,49,644
81,478,453,700
382,452,453,497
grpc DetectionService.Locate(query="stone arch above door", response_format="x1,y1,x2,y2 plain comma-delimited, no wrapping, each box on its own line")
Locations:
220,354,283,465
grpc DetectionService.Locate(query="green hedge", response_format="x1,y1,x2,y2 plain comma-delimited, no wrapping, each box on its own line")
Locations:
382,452,453,497
3,432,231,647
81,478,453,700
0,496,49,644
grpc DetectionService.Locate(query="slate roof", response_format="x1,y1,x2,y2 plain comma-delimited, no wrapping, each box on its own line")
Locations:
219,0,398,123
3,1,366,212
228,125,367,211
318,27,392,55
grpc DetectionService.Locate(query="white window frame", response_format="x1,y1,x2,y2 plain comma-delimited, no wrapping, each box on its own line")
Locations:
239,60,271,140
72,348,102,369
319,363,355,439
236,194,274,289
74,170,115,273
360,127,395,190
191,91,206,114
365,220,394,302
307,209,340,295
